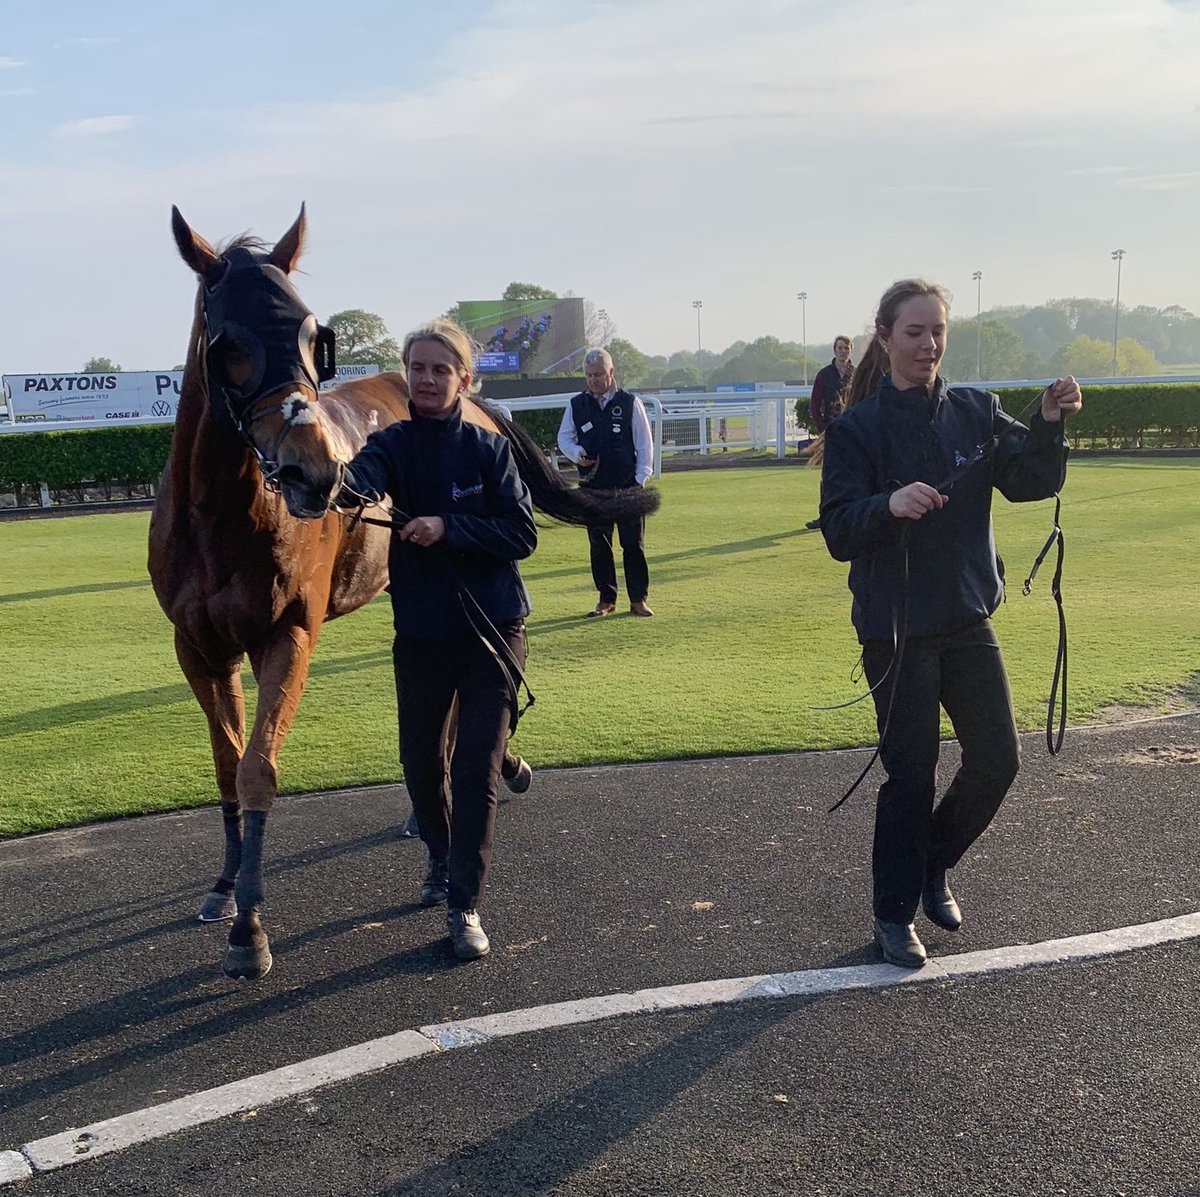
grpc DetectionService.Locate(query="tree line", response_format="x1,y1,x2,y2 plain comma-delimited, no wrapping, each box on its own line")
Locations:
77,291,1199,387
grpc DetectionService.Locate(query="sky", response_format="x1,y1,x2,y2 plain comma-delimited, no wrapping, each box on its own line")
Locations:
1,0,1198,374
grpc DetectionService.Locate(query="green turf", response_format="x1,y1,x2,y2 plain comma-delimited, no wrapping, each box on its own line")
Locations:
1,459,1197,836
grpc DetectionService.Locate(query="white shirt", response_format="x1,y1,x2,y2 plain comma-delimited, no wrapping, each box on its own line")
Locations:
556,385,654,485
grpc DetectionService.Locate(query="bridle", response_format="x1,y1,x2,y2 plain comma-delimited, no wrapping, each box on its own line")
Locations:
198,245,337,491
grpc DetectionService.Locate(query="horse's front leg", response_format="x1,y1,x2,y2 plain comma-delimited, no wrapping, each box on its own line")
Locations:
223,621,318,981
174,631,246,923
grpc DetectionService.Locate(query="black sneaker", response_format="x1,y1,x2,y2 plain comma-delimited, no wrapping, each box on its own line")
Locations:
447,907,490,959
504,756,533,794
418,856,449,907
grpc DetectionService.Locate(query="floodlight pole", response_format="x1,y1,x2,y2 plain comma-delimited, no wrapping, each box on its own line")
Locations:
692,299,703,356
797,292,808,385
972,270,983,380
1111,249,1126,376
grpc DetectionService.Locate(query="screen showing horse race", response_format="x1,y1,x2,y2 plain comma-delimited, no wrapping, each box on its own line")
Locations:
459,298,586,376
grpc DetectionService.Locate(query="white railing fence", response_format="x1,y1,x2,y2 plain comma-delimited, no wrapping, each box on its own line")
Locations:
493,388,814,478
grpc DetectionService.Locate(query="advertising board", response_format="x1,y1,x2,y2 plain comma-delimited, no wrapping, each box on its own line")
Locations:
1,365,380,429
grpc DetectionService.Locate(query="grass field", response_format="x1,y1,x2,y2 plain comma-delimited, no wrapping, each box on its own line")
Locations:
2,459,1198,837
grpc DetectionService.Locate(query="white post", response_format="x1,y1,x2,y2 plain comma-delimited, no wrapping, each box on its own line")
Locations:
39,482,51,507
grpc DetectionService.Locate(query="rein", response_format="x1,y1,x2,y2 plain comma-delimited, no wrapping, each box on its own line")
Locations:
1022,493,1067,754
341,500,535,734
824,393,1069,813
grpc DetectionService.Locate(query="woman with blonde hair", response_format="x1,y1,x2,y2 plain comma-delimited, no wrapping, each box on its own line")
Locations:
330,319,537,960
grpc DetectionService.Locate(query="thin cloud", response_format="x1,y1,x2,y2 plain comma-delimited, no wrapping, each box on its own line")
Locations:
1,88,35,98
54,114,139,138
60,36,121,47
645,111,796,126
1116,171,1200,191
0,56,25,68
1066,165,1137,176
880,183,989,195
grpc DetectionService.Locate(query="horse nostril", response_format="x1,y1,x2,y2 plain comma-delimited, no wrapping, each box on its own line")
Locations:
275,464,308,489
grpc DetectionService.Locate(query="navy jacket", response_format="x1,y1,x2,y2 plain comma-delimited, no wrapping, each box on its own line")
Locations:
341,403,537,641
820,377,1068,642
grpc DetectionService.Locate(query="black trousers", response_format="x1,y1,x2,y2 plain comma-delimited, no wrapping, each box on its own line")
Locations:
392,623,525,911
587,502,649,604
862,618,1020,923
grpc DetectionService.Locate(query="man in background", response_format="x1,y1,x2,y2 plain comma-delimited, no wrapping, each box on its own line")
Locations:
557,348,655,617
804,335,854,530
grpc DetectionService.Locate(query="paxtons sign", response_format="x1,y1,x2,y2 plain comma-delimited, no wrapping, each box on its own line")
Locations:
1,365,379,428
3,372,183,426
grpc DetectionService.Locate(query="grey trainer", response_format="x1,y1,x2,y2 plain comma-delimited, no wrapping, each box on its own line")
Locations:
447,907,490,959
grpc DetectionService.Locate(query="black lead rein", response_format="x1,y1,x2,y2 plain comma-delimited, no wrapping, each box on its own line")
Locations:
825,399,1069,812
1022,492,1067,755
342,504,535,735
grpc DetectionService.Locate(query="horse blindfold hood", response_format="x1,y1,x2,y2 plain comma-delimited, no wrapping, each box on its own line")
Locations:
203,247,336,426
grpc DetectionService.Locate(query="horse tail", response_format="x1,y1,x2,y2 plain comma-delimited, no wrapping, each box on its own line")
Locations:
492,409,661,527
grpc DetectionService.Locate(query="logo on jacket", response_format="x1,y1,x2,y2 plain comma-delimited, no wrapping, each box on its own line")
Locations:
954,449,969,467
451,482,484,501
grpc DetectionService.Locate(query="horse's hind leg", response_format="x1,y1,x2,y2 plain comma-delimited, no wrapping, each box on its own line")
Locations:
175,632,246,922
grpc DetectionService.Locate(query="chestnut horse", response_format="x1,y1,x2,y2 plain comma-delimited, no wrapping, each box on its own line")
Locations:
149,206,657,981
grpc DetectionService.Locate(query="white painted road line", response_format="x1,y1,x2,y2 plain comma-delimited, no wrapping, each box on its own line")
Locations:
0,1154,30,1185
6,911,1200,1185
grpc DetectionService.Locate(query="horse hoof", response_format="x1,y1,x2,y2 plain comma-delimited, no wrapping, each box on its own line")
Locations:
222,943,273,982
198,891,236,922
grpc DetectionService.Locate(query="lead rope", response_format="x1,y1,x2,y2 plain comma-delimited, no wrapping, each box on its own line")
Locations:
339,495,535,734
1022,492,1067,755
824,394,1069,810
826,529,911,813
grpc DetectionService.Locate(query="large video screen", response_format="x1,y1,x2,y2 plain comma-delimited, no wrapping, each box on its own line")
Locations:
459,298,586,376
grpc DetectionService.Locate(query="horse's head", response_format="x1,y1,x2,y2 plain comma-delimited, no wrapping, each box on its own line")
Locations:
172,205,347,519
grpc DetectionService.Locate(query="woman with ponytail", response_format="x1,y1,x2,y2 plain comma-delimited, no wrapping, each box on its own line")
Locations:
819,279,1082,968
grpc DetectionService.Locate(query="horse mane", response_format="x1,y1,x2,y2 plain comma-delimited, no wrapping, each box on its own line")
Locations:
214,232,272,255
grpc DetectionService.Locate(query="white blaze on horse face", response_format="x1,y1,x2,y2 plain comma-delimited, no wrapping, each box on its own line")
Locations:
282,393,318,425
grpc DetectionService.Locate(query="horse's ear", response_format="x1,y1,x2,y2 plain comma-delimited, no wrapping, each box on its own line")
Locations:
171,205,221,284
269,204,306,275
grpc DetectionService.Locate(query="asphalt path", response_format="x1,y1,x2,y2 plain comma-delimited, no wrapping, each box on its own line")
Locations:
2,713,1197,1195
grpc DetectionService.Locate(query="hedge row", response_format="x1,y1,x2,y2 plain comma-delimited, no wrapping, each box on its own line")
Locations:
0,411,563,504
0,425,173,495
997,383,1200,447
2,383,1197,496
800,382,1200,448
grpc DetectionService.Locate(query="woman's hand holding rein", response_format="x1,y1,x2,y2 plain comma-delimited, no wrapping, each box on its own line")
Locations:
1039,375,1083,424
889,481,948,521
400,516,446,547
